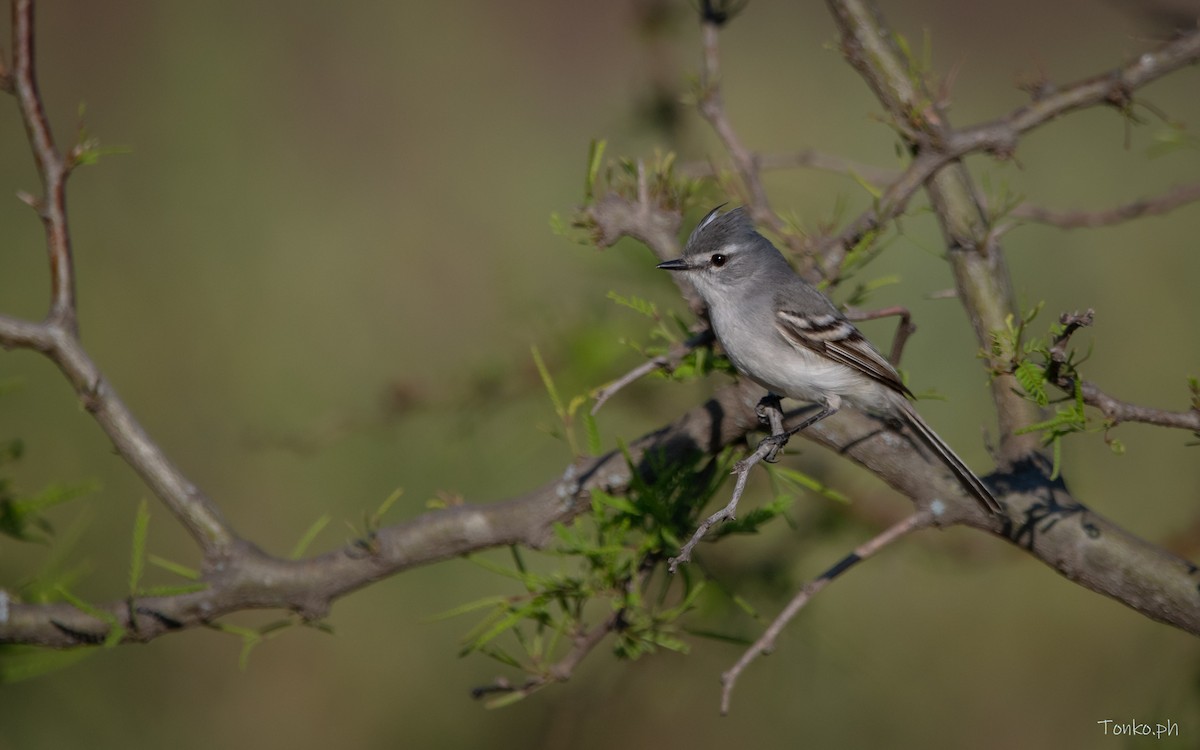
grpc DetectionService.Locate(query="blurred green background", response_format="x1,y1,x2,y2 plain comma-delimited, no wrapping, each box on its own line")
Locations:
2,1,1199,748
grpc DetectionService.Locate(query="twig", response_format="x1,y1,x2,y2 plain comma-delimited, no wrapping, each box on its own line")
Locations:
815,23,1200,278
1010,183,1200,228
669,397,842,572
591,330,714,415
695,13,791,245
720,509,934,714
679,149,899,186
668,395,785,571
1078,382,1200,432
2,0,234,554
11,0,76,333
471,610,623,702
1048,310,1200,432
844,304,915,366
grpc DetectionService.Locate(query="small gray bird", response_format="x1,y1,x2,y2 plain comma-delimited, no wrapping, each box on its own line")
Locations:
657,206,1002,515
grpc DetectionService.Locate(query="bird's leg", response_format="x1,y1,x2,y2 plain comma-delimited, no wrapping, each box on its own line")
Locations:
756,396,840,465
754,393,786,462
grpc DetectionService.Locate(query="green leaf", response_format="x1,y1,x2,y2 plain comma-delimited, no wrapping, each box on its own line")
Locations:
1014,361,1048,406
483,690,529,710
428,595,514,622
0,645,97,683
206,620,293,670
585,138,607,200
468,610,527,652
768,465,850,504
0,479,99,544
848,169,883,200
135,583,209,597
72,143,133,167
147,554,200,581
290,514,331,559
56,587,125,648
682,628,754,646
531,346,564,417
643,631,689,653
715,495,793,537
367,487,404,531
583,411,602,456
606,290,659,319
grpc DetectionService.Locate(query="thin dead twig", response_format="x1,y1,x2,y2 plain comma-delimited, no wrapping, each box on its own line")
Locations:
591,330,715,415
1011,183,1200,229
720,509,934,713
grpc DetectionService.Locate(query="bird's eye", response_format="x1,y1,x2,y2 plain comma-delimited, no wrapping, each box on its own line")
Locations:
711,253,727,267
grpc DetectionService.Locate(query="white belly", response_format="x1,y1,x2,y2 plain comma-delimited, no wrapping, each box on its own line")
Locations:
711,305,883,410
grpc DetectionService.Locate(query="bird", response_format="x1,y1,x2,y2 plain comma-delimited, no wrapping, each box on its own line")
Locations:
656,206,1002,515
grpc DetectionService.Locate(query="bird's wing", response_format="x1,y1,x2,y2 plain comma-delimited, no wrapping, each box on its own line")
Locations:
775,308,914,399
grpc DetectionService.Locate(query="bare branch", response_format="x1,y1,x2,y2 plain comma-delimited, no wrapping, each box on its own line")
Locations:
11,0,76,334
679,149,899,186
5,356,1198,652
695,17,792,247
815,20,1200,279
721,510,934,714
0,378,760,647
3,0,234,555
1011,182,1200,228
1079,382,1200,431
844,304,915,366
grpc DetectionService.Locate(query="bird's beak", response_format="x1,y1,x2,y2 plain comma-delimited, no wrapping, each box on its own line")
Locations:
656,258,690,271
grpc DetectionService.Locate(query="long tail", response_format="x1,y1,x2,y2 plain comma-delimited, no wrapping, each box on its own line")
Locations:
897,401,1003,515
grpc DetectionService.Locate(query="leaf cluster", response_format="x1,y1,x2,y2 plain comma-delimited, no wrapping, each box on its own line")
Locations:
606,290,736,383
446,445,793,706
989,306,1131,477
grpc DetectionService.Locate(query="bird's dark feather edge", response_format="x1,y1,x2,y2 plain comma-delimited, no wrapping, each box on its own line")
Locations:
775,309,914,399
